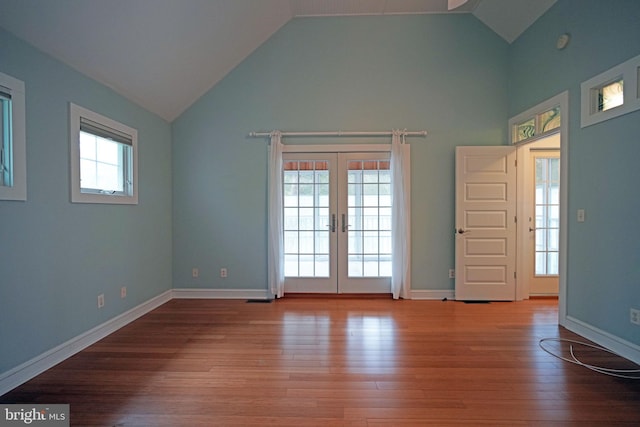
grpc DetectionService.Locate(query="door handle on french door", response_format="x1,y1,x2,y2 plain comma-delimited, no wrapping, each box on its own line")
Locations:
326,216,336,232
341,214,349,232
329,214,336,232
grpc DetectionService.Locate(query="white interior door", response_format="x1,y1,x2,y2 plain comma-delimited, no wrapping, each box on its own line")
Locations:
455,146,517,301
283,151,391,294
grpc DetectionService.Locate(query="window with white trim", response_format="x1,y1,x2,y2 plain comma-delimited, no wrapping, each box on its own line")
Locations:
69,103,138,204
0,71,27,201
581,53,640,127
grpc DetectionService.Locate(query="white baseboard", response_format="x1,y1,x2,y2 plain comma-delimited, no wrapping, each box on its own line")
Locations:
0,288,269,395
411,289,455,300
564,315,640,365
171,288,271,300
4,288,638,397
0,290,172,396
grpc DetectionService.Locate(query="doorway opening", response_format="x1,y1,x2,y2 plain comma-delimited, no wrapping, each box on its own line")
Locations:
512,91,568,325
519,135,560,296
455,91,568,310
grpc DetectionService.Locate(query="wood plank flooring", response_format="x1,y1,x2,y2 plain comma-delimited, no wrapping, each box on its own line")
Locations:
2,298,640,426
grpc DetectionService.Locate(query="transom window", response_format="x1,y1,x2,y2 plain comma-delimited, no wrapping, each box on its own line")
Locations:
513,106,561,144
581,53,640,127
69,103,138,204
596,78,624,112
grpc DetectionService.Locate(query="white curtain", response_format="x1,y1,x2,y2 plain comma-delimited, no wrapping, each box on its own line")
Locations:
391,130,411,299
267,131,284,298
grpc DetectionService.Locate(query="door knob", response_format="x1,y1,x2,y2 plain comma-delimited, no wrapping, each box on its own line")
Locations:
457,228,466,234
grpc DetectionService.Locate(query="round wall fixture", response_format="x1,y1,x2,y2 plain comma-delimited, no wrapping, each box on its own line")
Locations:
556,33,570,50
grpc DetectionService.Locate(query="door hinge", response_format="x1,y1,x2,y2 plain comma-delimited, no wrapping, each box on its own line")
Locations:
515,159,517,167
514,271,517,279
514,215,517,223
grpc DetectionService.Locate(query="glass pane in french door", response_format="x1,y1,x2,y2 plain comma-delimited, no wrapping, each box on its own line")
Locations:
347,159,392,277
283,151,391,294
534,156,560,276
283,159,331,278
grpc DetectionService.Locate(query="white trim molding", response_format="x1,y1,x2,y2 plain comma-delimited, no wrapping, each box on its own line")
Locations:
172,288,272,300
411,290,455,300
0,288,278,395
0,290,172,396
4,284,637,398
564,316,640,365
581,53,640,128
0,289,273,395
69,103,139,204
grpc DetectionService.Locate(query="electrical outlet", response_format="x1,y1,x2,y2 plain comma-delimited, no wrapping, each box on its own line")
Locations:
631,308,640,325
120,286,127,299
97,294,105,308
192,268,199,278
448,269,455,279
220,268,228,278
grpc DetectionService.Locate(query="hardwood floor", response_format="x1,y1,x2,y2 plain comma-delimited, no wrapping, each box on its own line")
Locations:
2,298,640,426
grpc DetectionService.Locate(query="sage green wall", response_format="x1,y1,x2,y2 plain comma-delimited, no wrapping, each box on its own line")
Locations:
172,15,509,292
0,28,173,374
509,0,640,345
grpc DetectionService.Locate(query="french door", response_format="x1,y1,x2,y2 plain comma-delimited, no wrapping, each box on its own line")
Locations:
282,151,392,294
529,150,560,295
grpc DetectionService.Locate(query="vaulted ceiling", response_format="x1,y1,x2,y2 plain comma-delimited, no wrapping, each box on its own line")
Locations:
0,0,556,121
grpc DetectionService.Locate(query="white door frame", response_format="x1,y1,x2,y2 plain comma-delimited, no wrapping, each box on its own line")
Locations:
282,143,397,294
510,91,569,326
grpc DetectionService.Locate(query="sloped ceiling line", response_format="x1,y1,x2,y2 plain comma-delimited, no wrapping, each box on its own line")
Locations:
0,0,555,122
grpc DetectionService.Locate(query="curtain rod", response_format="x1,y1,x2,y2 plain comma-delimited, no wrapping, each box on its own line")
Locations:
249,130,427,138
